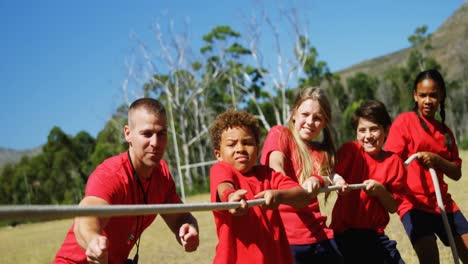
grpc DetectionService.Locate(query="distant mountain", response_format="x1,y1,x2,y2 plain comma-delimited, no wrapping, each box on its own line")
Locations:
337,2,468,84
0,147,42,170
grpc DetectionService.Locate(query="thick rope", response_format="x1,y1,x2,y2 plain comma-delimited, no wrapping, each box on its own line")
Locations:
405,153,459,264
0,184,366,221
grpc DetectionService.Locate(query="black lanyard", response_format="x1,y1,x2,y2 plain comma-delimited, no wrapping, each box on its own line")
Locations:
128,151,149,203
127,151,150,264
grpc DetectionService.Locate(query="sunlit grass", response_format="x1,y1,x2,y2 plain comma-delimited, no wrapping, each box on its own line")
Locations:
0,151,467,263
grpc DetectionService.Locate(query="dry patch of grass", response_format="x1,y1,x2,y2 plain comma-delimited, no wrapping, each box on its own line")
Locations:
1,152,467,263
0,218,71,263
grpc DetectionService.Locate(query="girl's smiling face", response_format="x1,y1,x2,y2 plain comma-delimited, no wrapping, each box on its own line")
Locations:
292,99,326,142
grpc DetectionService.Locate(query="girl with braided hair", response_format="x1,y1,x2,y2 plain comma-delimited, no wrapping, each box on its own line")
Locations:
385,69,468,263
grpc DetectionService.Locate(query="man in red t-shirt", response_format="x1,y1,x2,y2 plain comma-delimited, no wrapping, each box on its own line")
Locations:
54,98,199,264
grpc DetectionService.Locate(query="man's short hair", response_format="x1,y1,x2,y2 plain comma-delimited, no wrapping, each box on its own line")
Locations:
129,98,166,116
127,98,166,128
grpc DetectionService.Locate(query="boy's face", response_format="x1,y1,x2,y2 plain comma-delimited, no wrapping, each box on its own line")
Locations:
356,117,386,158
214,126,258,174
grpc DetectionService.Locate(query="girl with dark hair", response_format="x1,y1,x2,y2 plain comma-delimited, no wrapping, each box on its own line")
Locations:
385,69,468,263
331,100,406,264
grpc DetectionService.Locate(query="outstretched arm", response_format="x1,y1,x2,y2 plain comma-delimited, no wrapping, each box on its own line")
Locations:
255,186,310,209
270,150,323,195
74,196,110,264
161,212,199,252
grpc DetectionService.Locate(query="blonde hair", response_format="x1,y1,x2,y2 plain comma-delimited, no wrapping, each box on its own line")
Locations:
287,87,336,185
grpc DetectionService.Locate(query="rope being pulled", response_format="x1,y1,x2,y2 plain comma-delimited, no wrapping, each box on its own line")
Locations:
0,184,367,221
0,200,266,221
404,153,459,264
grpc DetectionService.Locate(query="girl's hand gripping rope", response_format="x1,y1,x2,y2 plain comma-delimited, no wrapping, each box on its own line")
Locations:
301,177,322,197
330,173,349,194
416,151,440,168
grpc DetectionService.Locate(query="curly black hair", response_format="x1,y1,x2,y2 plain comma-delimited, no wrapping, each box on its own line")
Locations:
209,109,260,151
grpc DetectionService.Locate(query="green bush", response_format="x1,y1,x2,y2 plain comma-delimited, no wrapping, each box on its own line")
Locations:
459,135,468,150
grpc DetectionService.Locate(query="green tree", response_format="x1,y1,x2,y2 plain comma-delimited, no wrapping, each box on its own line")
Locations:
340,100,363,143
0,163,15,204
40,127,82,203
297,35,333,88
141,25,270,194
200,25,264,112
73,131,96,181
347,72,378,102
90,108,127,169
383,25,441,114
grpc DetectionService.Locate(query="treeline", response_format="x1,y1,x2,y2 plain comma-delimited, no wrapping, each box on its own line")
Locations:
1,22,467,207
0,114,127,205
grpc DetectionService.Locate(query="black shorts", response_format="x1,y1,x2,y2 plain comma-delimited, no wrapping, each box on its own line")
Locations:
290,239,344,264
335,229,404,264
401,209,468,246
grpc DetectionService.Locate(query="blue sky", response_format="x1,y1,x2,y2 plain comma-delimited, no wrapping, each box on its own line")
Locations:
1,0,465,150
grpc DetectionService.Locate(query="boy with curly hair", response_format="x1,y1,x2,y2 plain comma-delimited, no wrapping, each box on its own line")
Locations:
209,109,311,264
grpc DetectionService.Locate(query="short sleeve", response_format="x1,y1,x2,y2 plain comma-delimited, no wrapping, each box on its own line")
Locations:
384,155,408,204
210,162,238,202
334,142,357,178
385,114,410,159
271,170,300,190
261,125,290,165
85,163,122,204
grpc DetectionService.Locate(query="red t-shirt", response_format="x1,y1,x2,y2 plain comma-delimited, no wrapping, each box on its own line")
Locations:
330,142,406,234
385,111,462,216
54,152,182,264
210,161,298,264
260,125,334,245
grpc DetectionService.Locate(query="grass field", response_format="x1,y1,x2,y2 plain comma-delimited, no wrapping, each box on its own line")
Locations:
1,151,467,263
